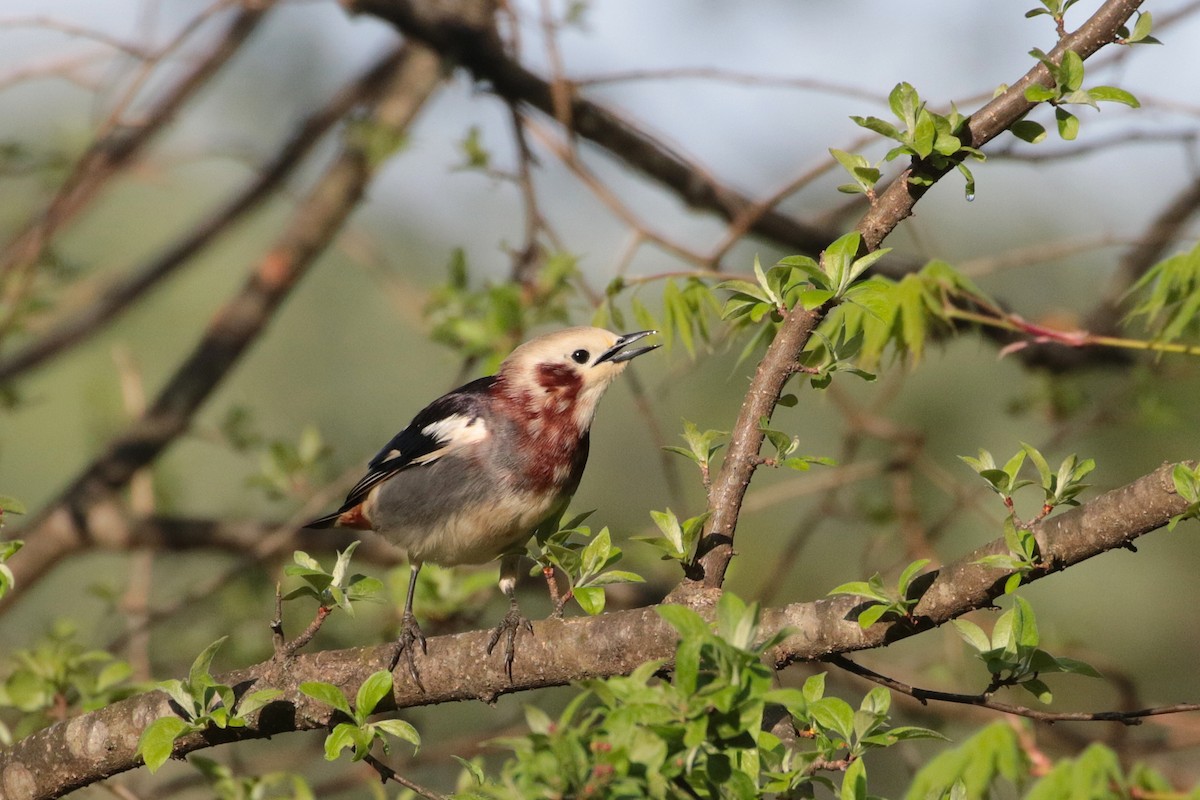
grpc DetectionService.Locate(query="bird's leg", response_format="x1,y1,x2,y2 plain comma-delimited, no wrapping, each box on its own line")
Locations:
486,553,533,681
389,562,427,690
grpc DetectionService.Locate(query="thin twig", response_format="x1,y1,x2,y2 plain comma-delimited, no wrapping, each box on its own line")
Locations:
0,45,410,383
0,3,269,336
828,654,1200,725
362,754,449,800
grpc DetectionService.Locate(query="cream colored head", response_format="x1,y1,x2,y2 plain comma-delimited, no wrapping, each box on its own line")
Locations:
498,327,659,428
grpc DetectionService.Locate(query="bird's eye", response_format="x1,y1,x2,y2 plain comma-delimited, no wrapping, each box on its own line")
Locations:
571,349,590,364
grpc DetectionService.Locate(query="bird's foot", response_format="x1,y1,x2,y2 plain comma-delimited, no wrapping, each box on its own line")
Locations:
389,611,427,691
486,599,533,682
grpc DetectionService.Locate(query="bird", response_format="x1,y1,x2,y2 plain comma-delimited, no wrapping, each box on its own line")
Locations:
304,327,659,684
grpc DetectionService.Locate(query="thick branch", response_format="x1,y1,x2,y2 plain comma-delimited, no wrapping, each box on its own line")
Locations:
0,462,1189,799
5,45,448,608
347,0,837,258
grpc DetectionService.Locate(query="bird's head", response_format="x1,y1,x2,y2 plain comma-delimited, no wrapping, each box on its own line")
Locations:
497,327,659,430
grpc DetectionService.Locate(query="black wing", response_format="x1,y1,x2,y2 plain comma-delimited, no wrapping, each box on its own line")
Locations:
304,376,496,528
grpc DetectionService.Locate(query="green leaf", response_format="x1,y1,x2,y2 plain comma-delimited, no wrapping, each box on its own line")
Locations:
355,671,394,720
1087,86,1139,107
138,716,193,772
299,681,353,717
1060,50,1084,92
585,569,644,586
897,558,931,593
579,527,613,579
1130,10,1158,43
952,619,991,653
657,604,710,640
0,496,26,515
573,585,606,615
857,603,890,629
1024,84,1058,103
823,232,862,290
840,754,867,800
912,109,936,158
811,697,856,742
237,689,282,718
850,115,901,141
374,717,421,749
649,508,684,554
188,637,228,690
1021,443,1052,489
290,550,323,572
1021,677,1054,704
323,722,361,761
1055,107,1079,140
828,579,890,605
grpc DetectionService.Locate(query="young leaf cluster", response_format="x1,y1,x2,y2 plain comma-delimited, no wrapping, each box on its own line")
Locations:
1022,49,1140,141
847,82,985,198
457,594,942,799
425,248,577,367
283,542,384,617
961,443,1093,515
0,621,137,744
966,442,1092,512
600,277,720,359
663,419,726,489
827,559,930,629
1024,0,1081,23
824,260,985,370
137,638,281,772
531,511,643,615
214,407,330,505
1124,240,1200,347
974,517,1040,595
796,326,877,389
909,720,1188,799
952,597,1101,705
189,756,316,800
719,233,890,365
398,562,499,626
758,418,836,472
961,444,1092,592
1116,10,1161,45
636,507,709,565
299,670,419,762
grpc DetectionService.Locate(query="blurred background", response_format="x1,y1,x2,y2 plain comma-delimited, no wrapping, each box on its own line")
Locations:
2,0,1200,795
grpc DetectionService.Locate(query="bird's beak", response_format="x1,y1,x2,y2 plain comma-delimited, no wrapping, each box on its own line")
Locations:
595,330,661,364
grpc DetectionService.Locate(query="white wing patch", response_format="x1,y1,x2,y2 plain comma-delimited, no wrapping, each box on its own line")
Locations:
413,414,489,464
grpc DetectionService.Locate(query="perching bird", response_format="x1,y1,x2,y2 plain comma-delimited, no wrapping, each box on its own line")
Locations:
304,327,659,683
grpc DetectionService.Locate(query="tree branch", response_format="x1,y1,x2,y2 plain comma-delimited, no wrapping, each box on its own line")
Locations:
0,4,268,329
4,44,448,609
0,461,1189,799
346,0,839,259
0,44,410,384
828,654,1200,725
688,0,1144,589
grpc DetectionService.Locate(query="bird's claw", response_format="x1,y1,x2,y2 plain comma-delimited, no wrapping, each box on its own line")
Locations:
486,602,533,682
389,611,427,691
